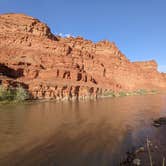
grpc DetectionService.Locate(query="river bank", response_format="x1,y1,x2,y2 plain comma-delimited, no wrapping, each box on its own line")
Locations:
0,87,159,103
0,84,161,104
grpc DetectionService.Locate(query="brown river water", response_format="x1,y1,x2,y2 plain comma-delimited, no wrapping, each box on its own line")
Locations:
0,94,166,166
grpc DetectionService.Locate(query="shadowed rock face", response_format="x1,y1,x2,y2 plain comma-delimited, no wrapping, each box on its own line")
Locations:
0,63,24,78
0,13,166,100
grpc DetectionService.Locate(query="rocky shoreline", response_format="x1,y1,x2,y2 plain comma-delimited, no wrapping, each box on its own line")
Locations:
0,80,161,103
120,139,164,166
29,88,159,101
120,117,166,166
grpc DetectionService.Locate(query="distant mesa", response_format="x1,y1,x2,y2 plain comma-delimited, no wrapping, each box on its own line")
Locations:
0,13,166,100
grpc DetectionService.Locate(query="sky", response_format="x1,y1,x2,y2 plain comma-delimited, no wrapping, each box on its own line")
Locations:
0,0,166,72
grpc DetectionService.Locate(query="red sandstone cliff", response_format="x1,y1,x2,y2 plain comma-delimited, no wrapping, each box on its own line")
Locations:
0,13,166,100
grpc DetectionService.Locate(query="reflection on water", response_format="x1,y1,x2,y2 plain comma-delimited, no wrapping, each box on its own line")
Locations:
0,95,166,166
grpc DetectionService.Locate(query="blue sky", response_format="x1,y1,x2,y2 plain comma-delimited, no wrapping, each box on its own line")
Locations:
0,0,166,72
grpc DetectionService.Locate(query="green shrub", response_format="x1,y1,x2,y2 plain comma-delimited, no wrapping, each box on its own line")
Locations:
126,92,134,96
0,85,29,102
102,90,115,97
0,85,8,100
150,90,158,94
5,88,15,100
119,91,127,97
15,86,29,101
136,89,147,95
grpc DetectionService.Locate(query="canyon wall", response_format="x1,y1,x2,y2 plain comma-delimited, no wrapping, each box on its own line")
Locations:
0,13,166,100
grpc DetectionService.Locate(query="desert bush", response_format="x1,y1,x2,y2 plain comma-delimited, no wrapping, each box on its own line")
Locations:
102,90,115,97
15,86,29,101
150,89,158,94
119,91,127,97
0,85,29,102
0,85,8,100
136,89,147,95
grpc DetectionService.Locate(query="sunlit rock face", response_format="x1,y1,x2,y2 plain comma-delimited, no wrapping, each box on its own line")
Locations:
0,13,166,100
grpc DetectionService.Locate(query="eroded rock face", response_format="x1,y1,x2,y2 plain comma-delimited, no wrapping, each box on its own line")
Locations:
0,13,166,100
0,13,55,39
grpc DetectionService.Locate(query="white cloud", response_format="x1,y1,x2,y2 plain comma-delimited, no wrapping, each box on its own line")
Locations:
158,65,166,73
65,34,71,38
58,33,73,38
58,33,63,36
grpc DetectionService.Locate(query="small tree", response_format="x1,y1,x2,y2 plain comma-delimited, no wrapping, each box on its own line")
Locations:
15,86,29,101
0,85,7,100
5,88,15,100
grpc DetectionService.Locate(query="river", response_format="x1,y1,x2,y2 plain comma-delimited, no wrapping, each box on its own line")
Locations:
0,94,166,166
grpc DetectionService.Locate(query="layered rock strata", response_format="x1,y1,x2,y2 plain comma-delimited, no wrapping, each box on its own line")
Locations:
0,13,166,100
